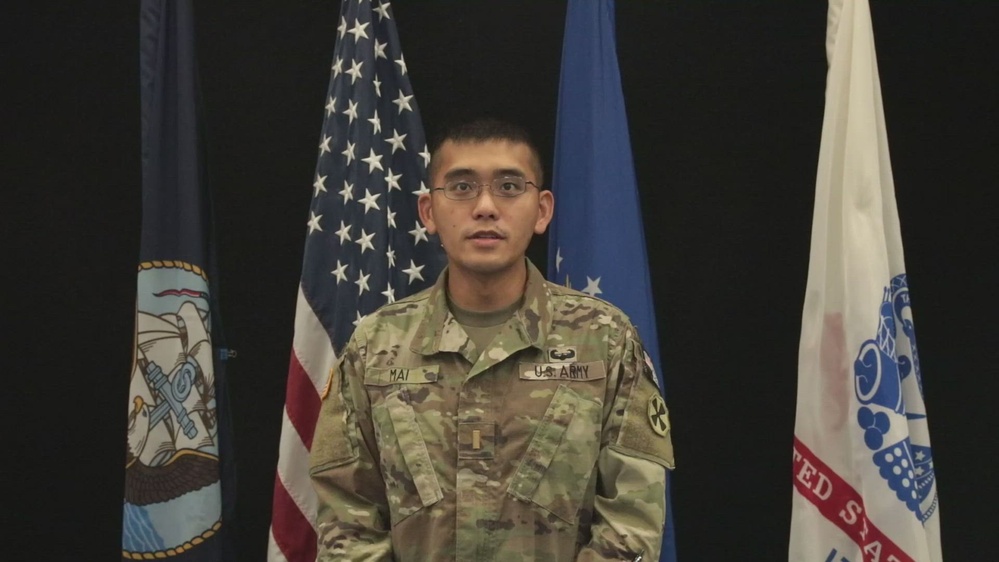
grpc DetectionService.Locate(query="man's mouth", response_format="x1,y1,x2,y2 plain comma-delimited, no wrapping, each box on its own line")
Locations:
469,231,504,240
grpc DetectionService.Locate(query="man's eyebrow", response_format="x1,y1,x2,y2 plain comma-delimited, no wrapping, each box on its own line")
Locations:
493,168,526,178
442,168,476,181
441,167,528,181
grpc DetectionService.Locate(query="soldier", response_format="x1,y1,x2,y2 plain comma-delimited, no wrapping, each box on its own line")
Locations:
310,118,674,561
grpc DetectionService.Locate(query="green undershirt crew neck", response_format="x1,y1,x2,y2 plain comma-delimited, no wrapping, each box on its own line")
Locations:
447,295,523,357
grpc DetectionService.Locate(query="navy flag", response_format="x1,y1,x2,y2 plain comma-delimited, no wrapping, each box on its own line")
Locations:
124,1,235,560
547,0,677,560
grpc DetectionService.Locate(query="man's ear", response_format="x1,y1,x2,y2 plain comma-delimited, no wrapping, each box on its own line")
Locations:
534,189,554,234
417,193,437,234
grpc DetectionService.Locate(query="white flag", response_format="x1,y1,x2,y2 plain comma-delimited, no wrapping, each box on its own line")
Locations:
789,1,942,561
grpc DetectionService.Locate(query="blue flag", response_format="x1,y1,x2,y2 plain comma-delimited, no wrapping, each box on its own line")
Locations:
124,1,235,559
547,0,676,559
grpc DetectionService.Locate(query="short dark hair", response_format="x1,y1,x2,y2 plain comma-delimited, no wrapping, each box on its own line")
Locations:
428,118,545,187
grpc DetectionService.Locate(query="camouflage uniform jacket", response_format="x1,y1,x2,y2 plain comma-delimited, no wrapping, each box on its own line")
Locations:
310,262,675,561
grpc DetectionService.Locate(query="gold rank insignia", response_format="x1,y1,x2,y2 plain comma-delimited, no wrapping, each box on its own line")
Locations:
647,394,670,437
320,366,335,401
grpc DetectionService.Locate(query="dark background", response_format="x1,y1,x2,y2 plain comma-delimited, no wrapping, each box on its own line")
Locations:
6,1,997,561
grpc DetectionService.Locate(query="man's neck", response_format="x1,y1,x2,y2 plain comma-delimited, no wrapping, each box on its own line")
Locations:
446,260,528,313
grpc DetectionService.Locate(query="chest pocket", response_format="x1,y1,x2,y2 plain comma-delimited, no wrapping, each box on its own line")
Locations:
507,383,602,524
369,386,443,526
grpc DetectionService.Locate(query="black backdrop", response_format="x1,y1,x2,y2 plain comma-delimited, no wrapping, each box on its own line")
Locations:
6,2,997,561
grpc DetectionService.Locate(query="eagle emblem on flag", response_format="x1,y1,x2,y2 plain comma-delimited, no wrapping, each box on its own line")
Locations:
853,274,938,524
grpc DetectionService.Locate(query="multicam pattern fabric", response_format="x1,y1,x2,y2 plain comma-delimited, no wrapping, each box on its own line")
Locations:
310,262,674,561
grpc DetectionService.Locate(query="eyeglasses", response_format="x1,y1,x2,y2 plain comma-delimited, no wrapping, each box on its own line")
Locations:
431,176,540,201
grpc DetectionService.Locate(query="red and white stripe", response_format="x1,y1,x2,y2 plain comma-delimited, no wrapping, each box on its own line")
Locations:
268,287,337,561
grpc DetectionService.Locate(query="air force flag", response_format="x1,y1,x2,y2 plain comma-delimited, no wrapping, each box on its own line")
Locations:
547,1,676,560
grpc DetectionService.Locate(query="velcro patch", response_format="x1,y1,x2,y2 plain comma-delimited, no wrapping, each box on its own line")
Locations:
363,366,439,386
309,371,358,472
519,361,606,381
617,375,675,469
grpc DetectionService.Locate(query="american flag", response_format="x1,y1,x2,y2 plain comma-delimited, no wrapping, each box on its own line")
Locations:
268,1,445,560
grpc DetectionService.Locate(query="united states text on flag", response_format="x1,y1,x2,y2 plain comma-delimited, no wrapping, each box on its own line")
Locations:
547,1,676,560
268,1,445,560
789,1,941,560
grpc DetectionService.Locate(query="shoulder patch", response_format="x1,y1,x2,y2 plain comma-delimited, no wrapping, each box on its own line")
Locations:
310,367,359,472
648,394,670,436
616,371,675,470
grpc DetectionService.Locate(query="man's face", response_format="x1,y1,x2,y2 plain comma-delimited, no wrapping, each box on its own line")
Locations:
418,139,553,279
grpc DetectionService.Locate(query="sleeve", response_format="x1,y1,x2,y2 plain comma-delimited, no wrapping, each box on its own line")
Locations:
309,335,394,561
577,330,675,562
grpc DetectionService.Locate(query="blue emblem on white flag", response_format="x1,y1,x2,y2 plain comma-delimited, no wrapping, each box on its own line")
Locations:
853,274,938,523
790,1,941,559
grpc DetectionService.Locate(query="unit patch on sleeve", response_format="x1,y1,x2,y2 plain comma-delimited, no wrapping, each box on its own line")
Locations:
648,394,670,437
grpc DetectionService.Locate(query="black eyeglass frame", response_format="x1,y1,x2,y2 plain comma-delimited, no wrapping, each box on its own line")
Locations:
430,177,541,200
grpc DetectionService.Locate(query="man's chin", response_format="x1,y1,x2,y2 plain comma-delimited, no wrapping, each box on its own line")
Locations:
451,257,523,278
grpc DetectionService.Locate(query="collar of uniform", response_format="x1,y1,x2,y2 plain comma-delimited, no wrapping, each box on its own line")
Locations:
409,259,553,356
511,260,554,350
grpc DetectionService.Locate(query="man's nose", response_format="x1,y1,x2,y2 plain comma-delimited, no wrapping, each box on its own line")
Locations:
471,187,500,219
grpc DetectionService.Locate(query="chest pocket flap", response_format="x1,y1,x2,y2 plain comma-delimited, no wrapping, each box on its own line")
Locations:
507,384,602,523
370,387,443,525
